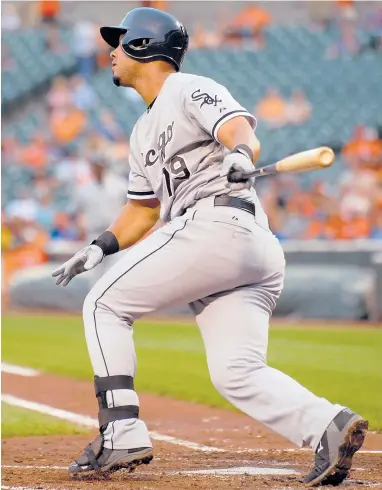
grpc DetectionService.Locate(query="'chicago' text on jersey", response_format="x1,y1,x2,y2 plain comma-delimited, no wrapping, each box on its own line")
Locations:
145,121,174,167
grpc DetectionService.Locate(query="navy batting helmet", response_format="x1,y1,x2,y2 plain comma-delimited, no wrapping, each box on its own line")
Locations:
100,8,189,71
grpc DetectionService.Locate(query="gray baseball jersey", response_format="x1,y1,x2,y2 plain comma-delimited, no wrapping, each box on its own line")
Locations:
126,72,268,227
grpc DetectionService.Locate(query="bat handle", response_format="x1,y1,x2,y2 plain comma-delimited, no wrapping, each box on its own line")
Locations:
227,168,251,183
227,163,277,182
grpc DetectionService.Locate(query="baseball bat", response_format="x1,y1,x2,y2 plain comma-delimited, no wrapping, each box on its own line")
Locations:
228,146,335,183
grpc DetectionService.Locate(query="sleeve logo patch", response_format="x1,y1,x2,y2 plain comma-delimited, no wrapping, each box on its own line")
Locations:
191,89,222,108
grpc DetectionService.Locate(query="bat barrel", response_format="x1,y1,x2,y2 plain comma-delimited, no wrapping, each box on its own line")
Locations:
318,147,335,167
227,146,335,183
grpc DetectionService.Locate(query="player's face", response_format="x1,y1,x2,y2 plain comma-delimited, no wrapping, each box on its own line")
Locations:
110,36,139,88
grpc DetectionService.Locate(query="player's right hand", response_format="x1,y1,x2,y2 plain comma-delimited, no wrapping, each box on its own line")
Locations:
52,245,104,287
220,151,255,191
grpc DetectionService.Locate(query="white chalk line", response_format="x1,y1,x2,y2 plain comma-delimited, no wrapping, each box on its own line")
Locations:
178,467,298,476
236,447,382,455
1,394,224,453
148,430,223,452
3,465,68,470
1,464,374,472
1,464,299,476
2,487,61,490
272,484,382,490
2,394,381,456
3,486,382,490
1,364,40,377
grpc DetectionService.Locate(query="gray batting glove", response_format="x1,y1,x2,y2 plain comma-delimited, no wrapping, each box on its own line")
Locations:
220,151,255,191
52,245,104,287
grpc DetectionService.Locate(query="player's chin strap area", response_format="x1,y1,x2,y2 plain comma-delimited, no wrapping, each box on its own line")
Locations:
74,375,138,471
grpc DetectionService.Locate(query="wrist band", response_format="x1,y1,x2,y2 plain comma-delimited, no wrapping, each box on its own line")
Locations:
91,231,120,256
231,144,254,162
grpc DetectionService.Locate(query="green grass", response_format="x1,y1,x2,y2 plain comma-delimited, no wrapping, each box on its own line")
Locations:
1,403,88,437
2,314,382,429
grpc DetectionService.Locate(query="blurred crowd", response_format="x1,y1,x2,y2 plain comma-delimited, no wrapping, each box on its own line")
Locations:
2,72,129,228
260,125,382,240
254,88,312,129
4,0,379,56
189,1,382,56
1,66,130,286
1,0,382,290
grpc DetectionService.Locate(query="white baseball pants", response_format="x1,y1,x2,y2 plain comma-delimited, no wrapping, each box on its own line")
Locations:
82,197,343,451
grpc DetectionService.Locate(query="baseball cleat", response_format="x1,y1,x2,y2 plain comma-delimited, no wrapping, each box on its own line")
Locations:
69,435,153,479
304,409,368,487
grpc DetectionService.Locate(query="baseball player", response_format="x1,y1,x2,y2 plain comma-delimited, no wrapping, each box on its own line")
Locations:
52,8,368,486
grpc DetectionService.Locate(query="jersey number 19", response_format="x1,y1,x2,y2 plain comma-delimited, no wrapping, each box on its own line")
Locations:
163,156,190,197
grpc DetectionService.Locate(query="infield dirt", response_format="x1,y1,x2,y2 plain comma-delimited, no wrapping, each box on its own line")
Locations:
2,371,382,489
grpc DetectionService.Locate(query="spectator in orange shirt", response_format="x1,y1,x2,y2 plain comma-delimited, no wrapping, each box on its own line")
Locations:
342,126,382,173
338,212,371,239
2,210,49,289
50,105,86,145
141,1,167,11
225,6,270,49
39,0,60,24
304,218,327,239
324,211,342,239
255,88,288,128
19,133,48,169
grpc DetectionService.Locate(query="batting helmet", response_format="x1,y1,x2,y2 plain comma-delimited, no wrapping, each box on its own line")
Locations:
100,8,189,71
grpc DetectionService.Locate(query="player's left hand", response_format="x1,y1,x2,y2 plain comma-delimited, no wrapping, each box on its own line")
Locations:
52,245,104,287
220,151,254,191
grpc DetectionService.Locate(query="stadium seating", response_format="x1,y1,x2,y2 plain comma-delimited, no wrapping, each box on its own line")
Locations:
1,28,76,107
1,165,34,203
86,27,382,163
2,25,381,209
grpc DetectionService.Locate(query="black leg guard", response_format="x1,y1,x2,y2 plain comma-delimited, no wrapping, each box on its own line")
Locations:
94,375,139,431
68,375,153,479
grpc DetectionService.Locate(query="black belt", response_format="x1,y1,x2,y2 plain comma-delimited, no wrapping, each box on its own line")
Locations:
214,196,255,216
181,196,255,217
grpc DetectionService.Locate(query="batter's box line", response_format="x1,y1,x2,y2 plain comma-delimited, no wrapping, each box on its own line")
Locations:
1,363,40,377
1,465,299,476
2,486,63,490
2,394,381,456
1,394,224,453
235,448,382,455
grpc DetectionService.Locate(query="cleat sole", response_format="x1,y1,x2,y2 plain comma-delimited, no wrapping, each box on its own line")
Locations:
305,419,368,487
